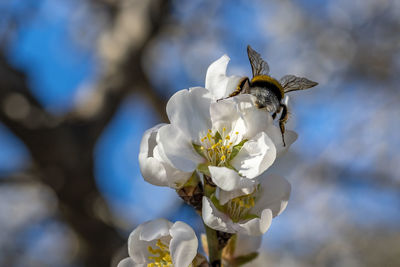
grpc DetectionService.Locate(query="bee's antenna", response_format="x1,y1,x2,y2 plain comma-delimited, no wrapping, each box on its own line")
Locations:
216,97,228,102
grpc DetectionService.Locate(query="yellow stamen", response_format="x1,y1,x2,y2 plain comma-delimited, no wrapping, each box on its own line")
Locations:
147,239,172,267
226,191,257,222
197,128,243,166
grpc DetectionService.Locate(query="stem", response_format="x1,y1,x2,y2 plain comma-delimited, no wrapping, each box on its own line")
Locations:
204,223,222,267
202,175,223,266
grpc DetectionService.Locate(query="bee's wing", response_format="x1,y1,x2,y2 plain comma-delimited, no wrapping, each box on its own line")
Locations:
279,75,318,93
247,45,270,76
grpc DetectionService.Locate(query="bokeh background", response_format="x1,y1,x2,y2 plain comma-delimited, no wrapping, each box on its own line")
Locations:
1,0,399,266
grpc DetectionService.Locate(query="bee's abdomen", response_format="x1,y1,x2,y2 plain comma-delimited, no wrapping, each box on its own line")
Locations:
249,86,280,113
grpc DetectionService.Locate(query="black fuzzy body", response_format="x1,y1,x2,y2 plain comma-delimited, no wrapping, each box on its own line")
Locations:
248,79,283,113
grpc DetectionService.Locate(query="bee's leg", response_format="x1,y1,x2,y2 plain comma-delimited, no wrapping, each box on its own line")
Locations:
272,105,282,120
279,103,289,146
217,77,249,102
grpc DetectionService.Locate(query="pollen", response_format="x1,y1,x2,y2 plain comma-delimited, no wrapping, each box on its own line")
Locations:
147,239,172,267
196,128,242,166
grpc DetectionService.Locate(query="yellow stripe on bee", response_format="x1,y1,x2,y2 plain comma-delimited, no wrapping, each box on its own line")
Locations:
251,75,284,98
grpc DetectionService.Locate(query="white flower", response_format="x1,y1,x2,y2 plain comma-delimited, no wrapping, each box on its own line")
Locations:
205,54,242,100
118,219,198,267
204,55,298,155
158,88,280,192
139,124,193,188
138,55,297,190
202,173,291,236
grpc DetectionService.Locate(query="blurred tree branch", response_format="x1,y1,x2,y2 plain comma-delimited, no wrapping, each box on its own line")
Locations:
0,0,171,266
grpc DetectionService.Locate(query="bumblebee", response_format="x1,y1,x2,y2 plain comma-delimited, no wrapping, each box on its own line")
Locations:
220,45,318,146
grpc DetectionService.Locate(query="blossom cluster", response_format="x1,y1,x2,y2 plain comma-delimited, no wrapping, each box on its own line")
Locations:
119,55,297,267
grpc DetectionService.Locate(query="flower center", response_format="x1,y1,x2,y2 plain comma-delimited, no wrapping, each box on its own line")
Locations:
225,191,257,222
147,239,172,267
198,128,239,166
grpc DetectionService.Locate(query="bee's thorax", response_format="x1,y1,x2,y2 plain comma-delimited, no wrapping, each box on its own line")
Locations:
250,75,284,99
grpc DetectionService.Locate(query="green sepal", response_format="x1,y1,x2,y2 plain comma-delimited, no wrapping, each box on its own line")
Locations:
197,162,211,176
229,139,248,161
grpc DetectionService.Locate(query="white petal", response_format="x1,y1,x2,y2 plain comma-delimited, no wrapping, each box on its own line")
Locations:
157,124,204,172
139,124,192,188
202,197,273,236
234,209,273,236
128,219,175,265
169,221,198,267
231,132,276,178
233,234,262,257
128,223,150,264
217,186,256,205
252,174,291,217
117,258,142,267
205,55,242,99
202,197,236,233
138,124,167,186
153,145,193,188
208,166,256,191
234,94,274,139
140,218,173,241
220,94,297,156
265,124,298,157
210,99,246,142
166,87,212,141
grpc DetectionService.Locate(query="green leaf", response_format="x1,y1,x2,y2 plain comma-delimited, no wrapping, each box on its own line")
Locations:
229,139,248,161
197,162,211,176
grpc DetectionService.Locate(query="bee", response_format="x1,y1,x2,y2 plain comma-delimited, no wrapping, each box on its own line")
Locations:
219,45,318,146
